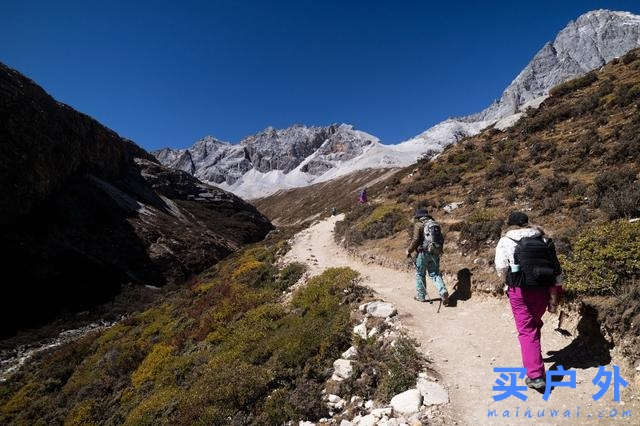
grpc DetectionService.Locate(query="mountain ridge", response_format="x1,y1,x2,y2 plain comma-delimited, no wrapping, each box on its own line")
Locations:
153,9,640,199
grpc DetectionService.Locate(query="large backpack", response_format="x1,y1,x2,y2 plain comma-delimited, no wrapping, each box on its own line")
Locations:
508,236,559,287
422,219,445,255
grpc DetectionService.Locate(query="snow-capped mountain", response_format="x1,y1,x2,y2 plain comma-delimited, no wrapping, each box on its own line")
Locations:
154,9,640,199
402,9,640,149
154,124,410,198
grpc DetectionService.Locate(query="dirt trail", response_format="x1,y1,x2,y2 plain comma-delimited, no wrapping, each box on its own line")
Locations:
284,215,638,425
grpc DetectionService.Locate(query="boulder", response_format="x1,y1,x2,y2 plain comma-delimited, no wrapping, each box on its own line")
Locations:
327,394,346,410
356,414,376,426
370,407,393,418
342,346,358,359
390,389,423,416
340,421,353,426
364,301,397,318
332,359,354,380
353,323,367,339
416,378,449,405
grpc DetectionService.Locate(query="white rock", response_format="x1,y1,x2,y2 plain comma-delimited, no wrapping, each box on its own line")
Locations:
356,414,376,426
328,394,341,403
299,422,315,426
417,378,449,405
333,359,354,380
351,395,364,407
364,399,375,409
359,303,369,312
342,346,358,359
340,421,353,426
390,389,423,416
371,407,393,418
353,323,367,339
331,373,343,382
367,327,379,338
364,301,397,318
443,201,463,213
327,394,346,410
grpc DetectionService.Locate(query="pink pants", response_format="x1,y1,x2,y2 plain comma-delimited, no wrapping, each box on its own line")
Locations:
507,286,551,379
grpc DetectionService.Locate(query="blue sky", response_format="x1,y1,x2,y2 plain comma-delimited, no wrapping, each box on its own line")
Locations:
2,1,639,150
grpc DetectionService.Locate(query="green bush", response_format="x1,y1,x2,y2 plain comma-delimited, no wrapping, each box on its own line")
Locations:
354,204,410,241
562,220,640,295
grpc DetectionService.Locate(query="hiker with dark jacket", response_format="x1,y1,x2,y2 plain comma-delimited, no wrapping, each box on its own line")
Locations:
494,211,562,391
406,207,450,305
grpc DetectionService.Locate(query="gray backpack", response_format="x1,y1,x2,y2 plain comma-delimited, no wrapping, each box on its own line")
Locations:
422,219,444,254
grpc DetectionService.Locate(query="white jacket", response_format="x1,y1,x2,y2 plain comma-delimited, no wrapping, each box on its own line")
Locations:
494,226,562,286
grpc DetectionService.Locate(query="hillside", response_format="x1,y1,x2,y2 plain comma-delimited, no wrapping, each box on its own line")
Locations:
0,63,272,337
325,48,640,366
254,168,400,226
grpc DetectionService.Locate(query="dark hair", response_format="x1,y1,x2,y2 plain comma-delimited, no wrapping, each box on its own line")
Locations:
507,211,529,227
415,207,429,218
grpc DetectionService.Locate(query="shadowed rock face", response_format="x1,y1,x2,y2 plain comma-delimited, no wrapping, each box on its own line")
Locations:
0,63,273,337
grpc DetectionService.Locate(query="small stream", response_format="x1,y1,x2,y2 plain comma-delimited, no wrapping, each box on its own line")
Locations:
0,320,116,382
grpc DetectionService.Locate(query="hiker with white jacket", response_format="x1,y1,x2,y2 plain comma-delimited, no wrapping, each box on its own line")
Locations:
494,211,562,391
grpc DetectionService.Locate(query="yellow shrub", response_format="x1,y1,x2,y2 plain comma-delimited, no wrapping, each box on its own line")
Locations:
130,343,174,388
1,382,39,414
65,399,96,426
124,387,180,425
562,220,640,294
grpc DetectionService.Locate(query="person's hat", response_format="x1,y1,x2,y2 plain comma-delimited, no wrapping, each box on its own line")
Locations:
414,207,429,218
507,211,529,226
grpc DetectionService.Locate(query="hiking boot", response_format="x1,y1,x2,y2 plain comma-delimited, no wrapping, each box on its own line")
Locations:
525,377,546,390
441,292,450,306
414,296,433,304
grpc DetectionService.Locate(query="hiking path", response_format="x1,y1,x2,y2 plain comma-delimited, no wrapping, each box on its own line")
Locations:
284,215,638,425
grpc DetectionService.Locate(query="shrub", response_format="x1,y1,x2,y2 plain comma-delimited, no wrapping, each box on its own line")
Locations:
622,50,637,65
549,71,598,97
562,221,640,295
355,204,410,241
276,262,307,291
485,160,522,181
599,184,640,220
540,191,564,215
338,335,425,403
457,209,504,247
594,168,638,208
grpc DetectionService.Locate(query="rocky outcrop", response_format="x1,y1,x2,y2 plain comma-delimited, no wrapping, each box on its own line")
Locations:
406,9,640,148
153,123,381,198
0,62,273,337
154,124,376,185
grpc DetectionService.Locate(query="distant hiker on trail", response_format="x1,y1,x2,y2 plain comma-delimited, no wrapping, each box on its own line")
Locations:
494,211,562,391
358,188,368,204
406,207,450,306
